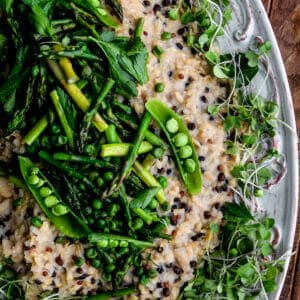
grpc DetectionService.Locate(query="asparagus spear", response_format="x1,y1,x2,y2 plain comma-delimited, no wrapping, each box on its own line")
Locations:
23,115,48,146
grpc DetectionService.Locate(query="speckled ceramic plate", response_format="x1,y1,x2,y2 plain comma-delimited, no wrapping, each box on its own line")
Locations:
221,1,298,299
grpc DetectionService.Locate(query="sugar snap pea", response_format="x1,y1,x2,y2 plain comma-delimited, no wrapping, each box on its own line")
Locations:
146,99,202,195
19,156,91,238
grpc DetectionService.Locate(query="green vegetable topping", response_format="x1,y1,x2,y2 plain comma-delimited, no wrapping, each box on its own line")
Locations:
92,199,102,210
179,145,193,159
152,45,165,60
166,118,179,134
31,216,43,228
28,174,40,185
161,31,172,40
39,187,52,197
74,257,85,267
168,8,179,20
52,204,69,216
44,195,59,208
184,158,196,173
155,82,165,93
97,240,109,248
86,247,98,259
157,176,168,188
173,132,188,147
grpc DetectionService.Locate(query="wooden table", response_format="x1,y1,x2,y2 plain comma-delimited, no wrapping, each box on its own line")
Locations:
262,0,300,299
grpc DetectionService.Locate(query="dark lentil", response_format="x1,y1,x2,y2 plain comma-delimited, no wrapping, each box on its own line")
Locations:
77,281,83,285
75,274,89,280
179,191,185,197
143,0,151,6
198,156,206,161
171,214,179,226
34,279,42,285
200,95,208,103
52,271,57,278
187,122,196,130
191,232,204,241
165,263,173,268
177,27,187,35
162,0,171,5
217,173,225,182
157,266,164,274
217,97,224,103
204,211,211,219
153,4,161,13
178,73,184,79
157,282,162,288
42,271,48,277
221,184,228,192
45,247,53,252
76,268,83,274
55,255,64,266
204,86,210,93
190,260,197,268
91,277,96,284
171,204,178,211
176,42,183,49
166,168,172,175
174,197,181,203
209,116,214,121
173,266,182,274
168,70,173,77
214,202,221,210
157,246,164,253
162,288,170,297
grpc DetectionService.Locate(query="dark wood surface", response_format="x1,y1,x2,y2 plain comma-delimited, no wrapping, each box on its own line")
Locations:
262,1,300,299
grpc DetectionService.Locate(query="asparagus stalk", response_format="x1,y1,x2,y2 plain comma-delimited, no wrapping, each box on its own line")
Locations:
39,151,101,194
105,124,121,143
117,112,152,185
23,115,48,146
142,153,156,171
131,207,156,225
50,90,75,150
133,161,165,205
47,60,108,132
79,78,115,149
59,57,79,84
53,152,116,169
100,141,153,158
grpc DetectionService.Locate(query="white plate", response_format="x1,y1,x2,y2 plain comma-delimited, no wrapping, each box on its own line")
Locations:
221,1,298,299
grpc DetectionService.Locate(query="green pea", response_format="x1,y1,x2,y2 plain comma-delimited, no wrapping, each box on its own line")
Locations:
107,203,119,217
79,183,86,191
179,145,193,159
108,240,119,248
31,216,43,228
147,268,157,279
133,218,144,230
88,171,99,181
52,204,68,216
74,257,84,267
92,199,102,210
96,177,104,187
97,240,109,248
168,8,179,20
39,186,52,197
41,136,51,148
158,176,168,188
102,273,112,282
85,206,92,215
103,171,114,182
140,275,149,285
254,189,264,197
84,144,96,156
45,195,59,208
161,201,170,211
30,167,39,175
54,135,68,146
31,65,39,77
152,45,164,59
184,158,196,173
51,124,61,135
87,216,94,225
166,118,179,134
118,247,129,255
161,31,172,40
96,219,106,230
36,179,45,188
155,82,165,93
174,132,188,147
230,248,238,256
148,198,158,210
105,263,116,273
13,198,23,207
119,240,129,248
91,259,101,269
153,147,164,159
28,174,40,185
86,247,97,259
